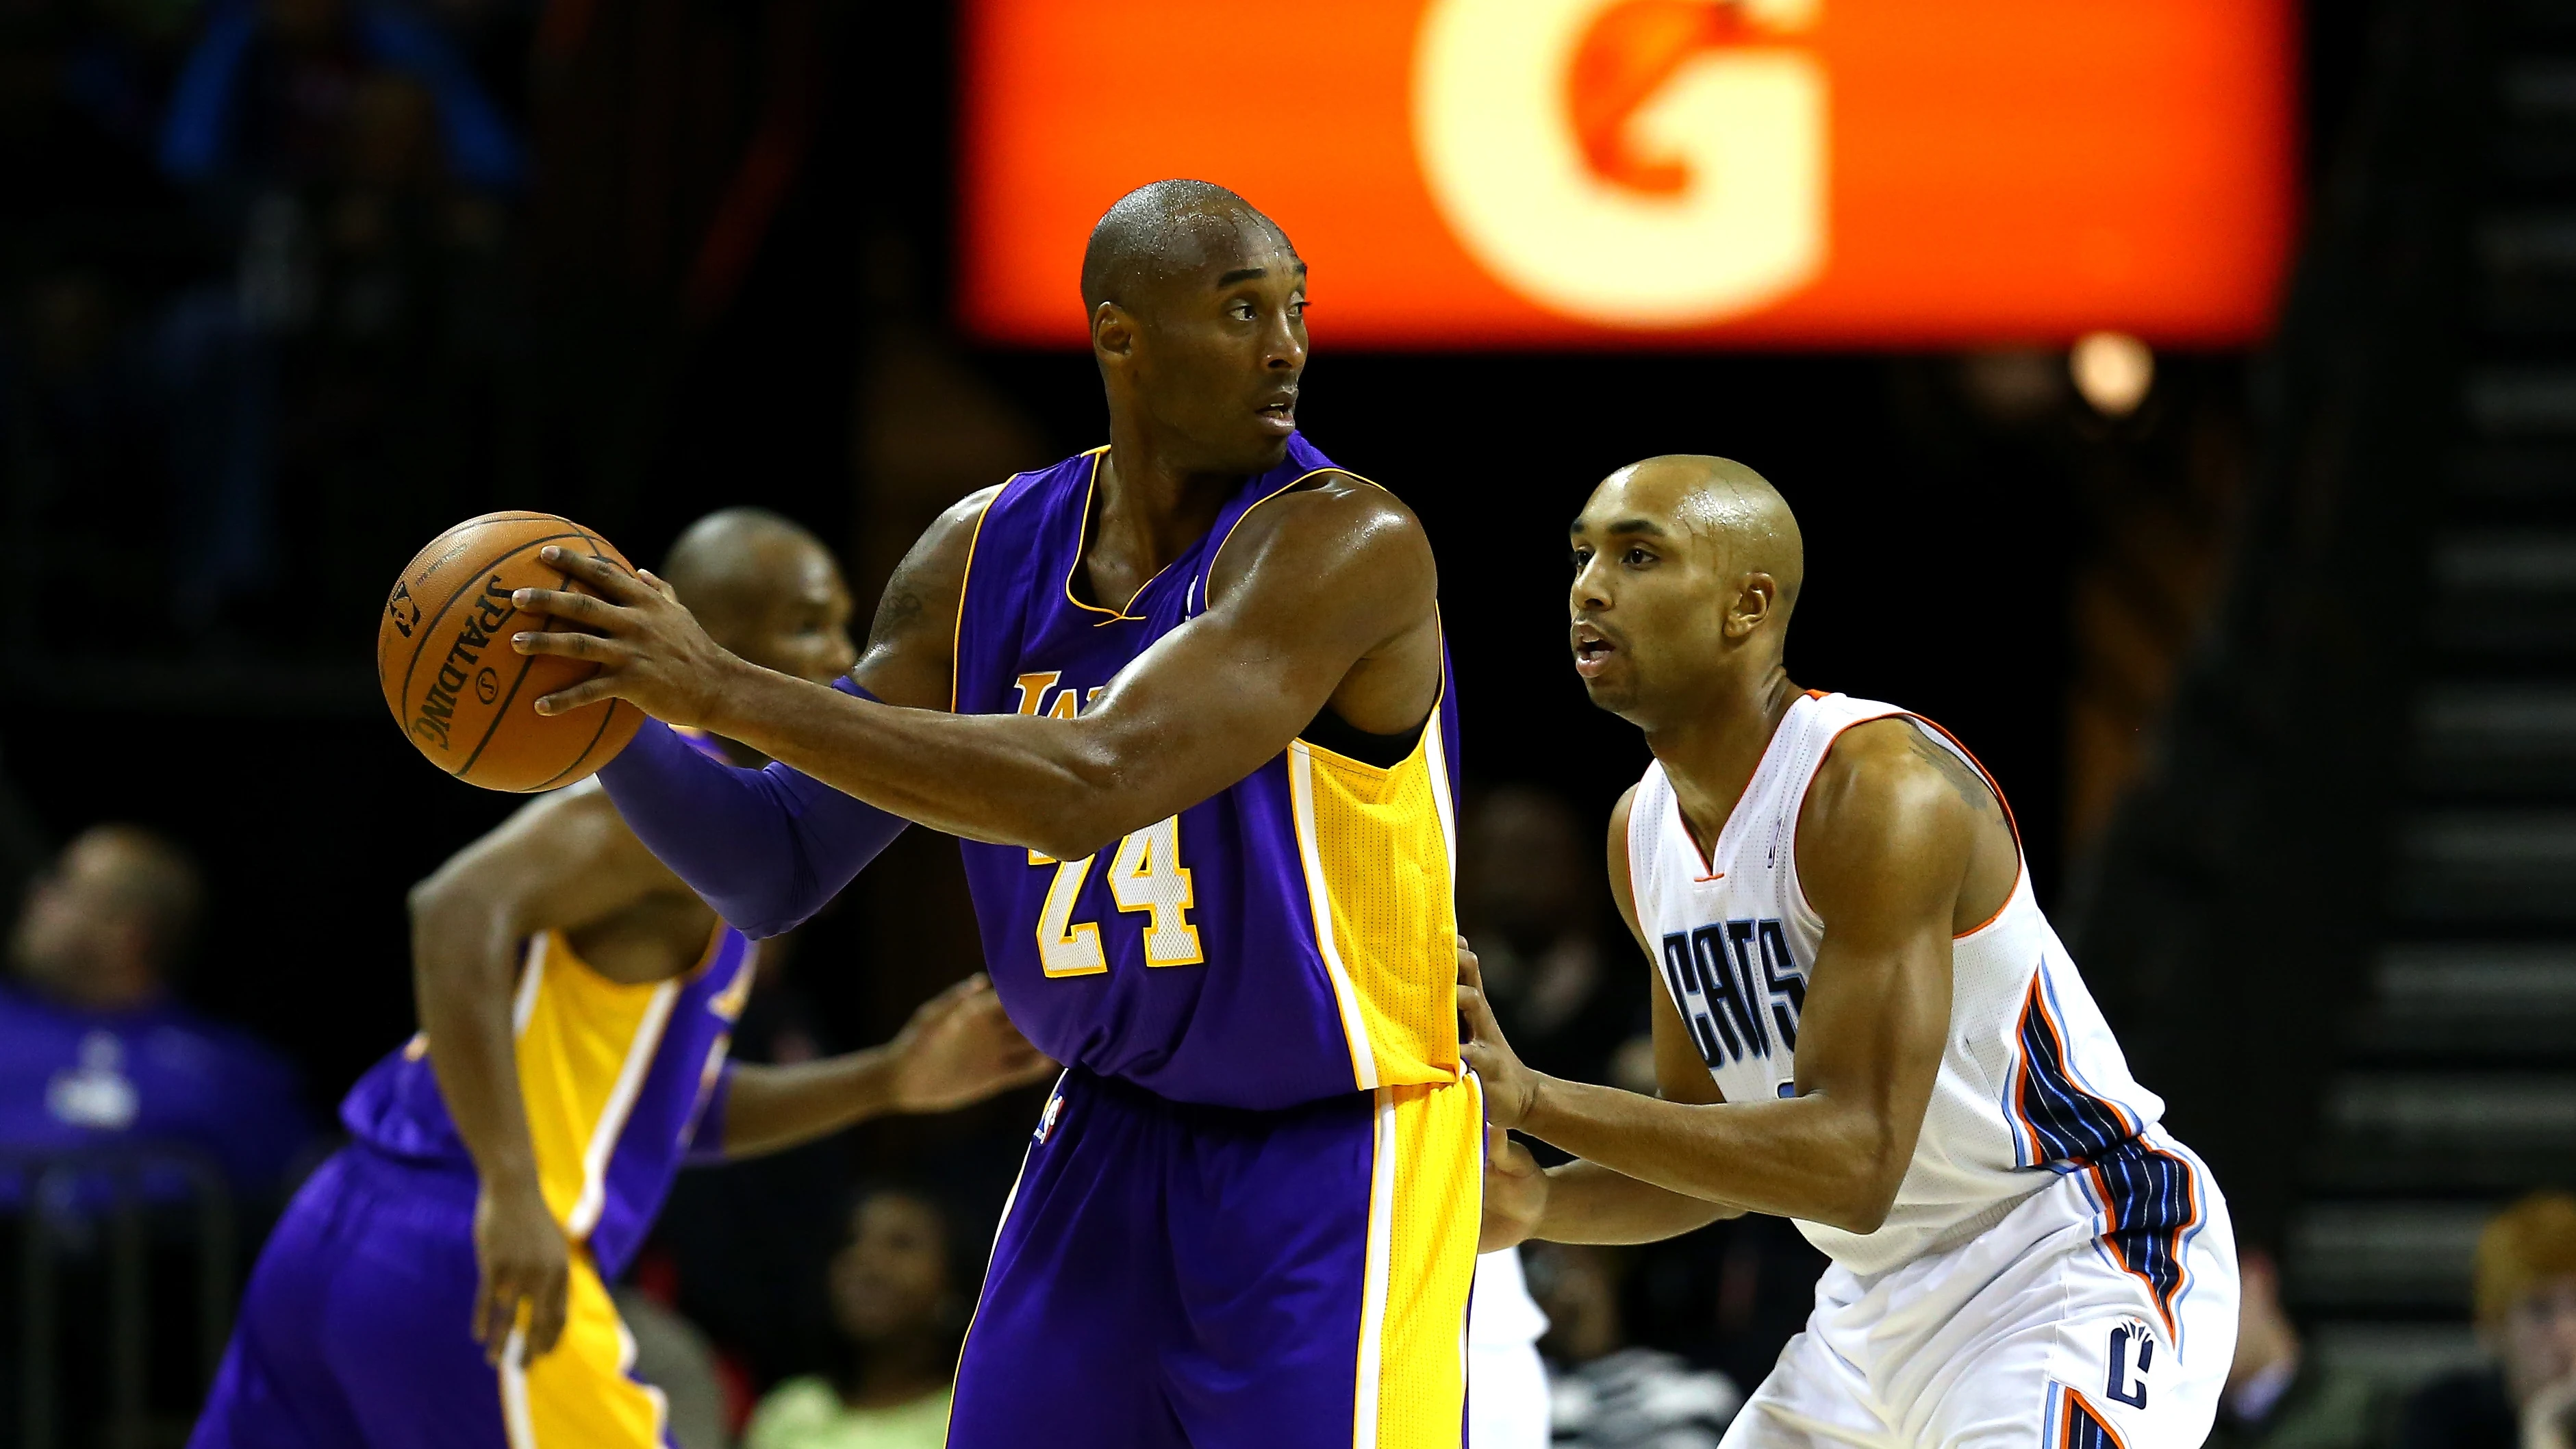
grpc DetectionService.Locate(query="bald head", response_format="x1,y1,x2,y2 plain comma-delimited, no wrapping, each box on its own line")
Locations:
1603,455,1804,617
661,508,818,620
1568,455,1806,722
1081,179,1296,318
659,509,857,686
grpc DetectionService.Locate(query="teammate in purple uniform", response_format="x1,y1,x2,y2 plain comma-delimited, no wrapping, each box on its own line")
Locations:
507,181,1485,1448
192,512,1051,1449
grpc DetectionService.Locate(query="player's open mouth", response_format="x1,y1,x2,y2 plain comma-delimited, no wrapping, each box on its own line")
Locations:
1256,393,1297,431
1571,625,1617,678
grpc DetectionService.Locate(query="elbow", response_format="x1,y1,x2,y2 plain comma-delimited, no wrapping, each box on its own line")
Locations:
1824,1174,1904,1237
1815,1120,1909,1236
1023,738,1139,862
405,872,516,981
405,873,468,948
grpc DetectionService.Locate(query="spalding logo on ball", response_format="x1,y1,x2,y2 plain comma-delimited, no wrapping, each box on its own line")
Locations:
377,512,644,792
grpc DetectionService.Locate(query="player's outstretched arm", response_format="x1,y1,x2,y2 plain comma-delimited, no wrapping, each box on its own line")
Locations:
516,479,1439,862
407,783,691,1364
1465,745,1965,1237
716,974,1056,1159
580,489,996,937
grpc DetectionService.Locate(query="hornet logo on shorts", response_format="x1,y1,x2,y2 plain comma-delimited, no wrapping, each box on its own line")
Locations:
1412,0,1826,327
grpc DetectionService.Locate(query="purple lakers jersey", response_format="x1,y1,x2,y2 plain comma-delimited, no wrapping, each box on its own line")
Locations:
953,434,1464,1111
341,772,753,1278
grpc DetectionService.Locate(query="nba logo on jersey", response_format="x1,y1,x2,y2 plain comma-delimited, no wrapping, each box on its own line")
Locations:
1656,917,1806,1074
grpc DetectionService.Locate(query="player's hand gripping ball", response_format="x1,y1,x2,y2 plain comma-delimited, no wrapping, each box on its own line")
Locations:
377,513,645,792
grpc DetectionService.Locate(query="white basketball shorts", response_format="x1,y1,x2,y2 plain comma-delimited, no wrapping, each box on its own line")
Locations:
1721,1130,2237,1449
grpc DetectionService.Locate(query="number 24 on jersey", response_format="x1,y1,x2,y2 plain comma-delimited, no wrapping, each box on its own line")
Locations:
1031,816,1201,976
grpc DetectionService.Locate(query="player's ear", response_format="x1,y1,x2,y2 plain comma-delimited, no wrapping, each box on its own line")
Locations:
1727,572,1779,640
1091,303,1137,364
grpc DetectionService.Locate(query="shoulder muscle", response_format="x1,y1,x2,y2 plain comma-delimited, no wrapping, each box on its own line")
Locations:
1204,476,1435,636
1795,720,1978,933
850,483,1002,709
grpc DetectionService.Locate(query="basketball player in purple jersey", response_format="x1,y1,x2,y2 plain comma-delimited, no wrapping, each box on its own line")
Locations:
507,181,1486,1448
192,512,1051,1449
1467,457,2236,1446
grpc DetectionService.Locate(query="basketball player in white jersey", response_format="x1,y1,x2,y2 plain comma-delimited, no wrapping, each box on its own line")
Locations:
1465,456,2237,1447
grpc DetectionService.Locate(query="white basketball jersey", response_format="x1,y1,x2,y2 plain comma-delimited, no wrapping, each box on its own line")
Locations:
1626,692,2172,1279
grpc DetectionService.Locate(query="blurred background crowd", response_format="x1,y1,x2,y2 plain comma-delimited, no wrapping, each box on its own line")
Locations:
2,0,2570,1444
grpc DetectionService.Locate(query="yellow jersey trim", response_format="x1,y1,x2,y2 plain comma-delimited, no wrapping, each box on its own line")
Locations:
947,486,997,715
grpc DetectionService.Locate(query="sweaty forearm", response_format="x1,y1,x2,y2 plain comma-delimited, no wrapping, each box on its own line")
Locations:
1522,1076,1902,1235
1535,1159,1742,1245
411,897,542,1198
718,1052,900,1159
598,703,907,939
707,662,1161,862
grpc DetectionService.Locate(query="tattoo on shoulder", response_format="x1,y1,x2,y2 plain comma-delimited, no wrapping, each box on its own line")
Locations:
867,577,924,648
1903,724,2005,823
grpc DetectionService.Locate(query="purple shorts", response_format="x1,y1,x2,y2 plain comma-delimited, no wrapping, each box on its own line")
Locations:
950,1068,1483,1449
189,1148,670,1449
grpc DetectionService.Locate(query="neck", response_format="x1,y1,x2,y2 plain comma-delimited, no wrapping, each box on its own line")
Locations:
1099,418,1258,582
1637,666,1800,856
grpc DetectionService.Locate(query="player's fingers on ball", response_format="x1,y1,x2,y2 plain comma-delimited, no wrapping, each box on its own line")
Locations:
537,546,642,597
518,588,618,627
512,628,608,659
533,678,622,717
507,586,590,619
636,568,679,603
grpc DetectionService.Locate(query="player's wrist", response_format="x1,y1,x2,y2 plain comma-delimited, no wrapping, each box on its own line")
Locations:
477,1156,546,1204
687,651,766,738
1516,1072,1561,1137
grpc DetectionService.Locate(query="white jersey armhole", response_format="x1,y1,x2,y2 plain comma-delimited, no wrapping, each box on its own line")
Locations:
1782,708,2030,942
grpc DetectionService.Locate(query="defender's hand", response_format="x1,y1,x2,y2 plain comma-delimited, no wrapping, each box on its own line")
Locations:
509,549,745,728
1480,1124,1548,1252
889,974,1055,1113
471,1179,570,1365
1458,937,1540,1129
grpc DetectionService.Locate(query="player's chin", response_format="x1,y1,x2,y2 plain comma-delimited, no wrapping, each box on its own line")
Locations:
1226,429,1293,473
1575,672,1634,713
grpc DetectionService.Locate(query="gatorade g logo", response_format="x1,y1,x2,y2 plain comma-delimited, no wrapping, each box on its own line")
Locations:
1413,0,1826,327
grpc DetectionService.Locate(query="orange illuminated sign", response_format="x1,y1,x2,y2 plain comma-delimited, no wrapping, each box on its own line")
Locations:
960,0,2295,348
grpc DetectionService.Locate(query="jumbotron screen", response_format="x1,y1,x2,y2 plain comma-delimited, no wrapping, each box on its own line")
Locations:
957,0,2297,348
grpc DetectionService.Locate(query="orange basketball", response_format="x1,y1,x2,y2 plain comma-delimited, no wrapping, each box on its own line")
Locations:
377,512,646,792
